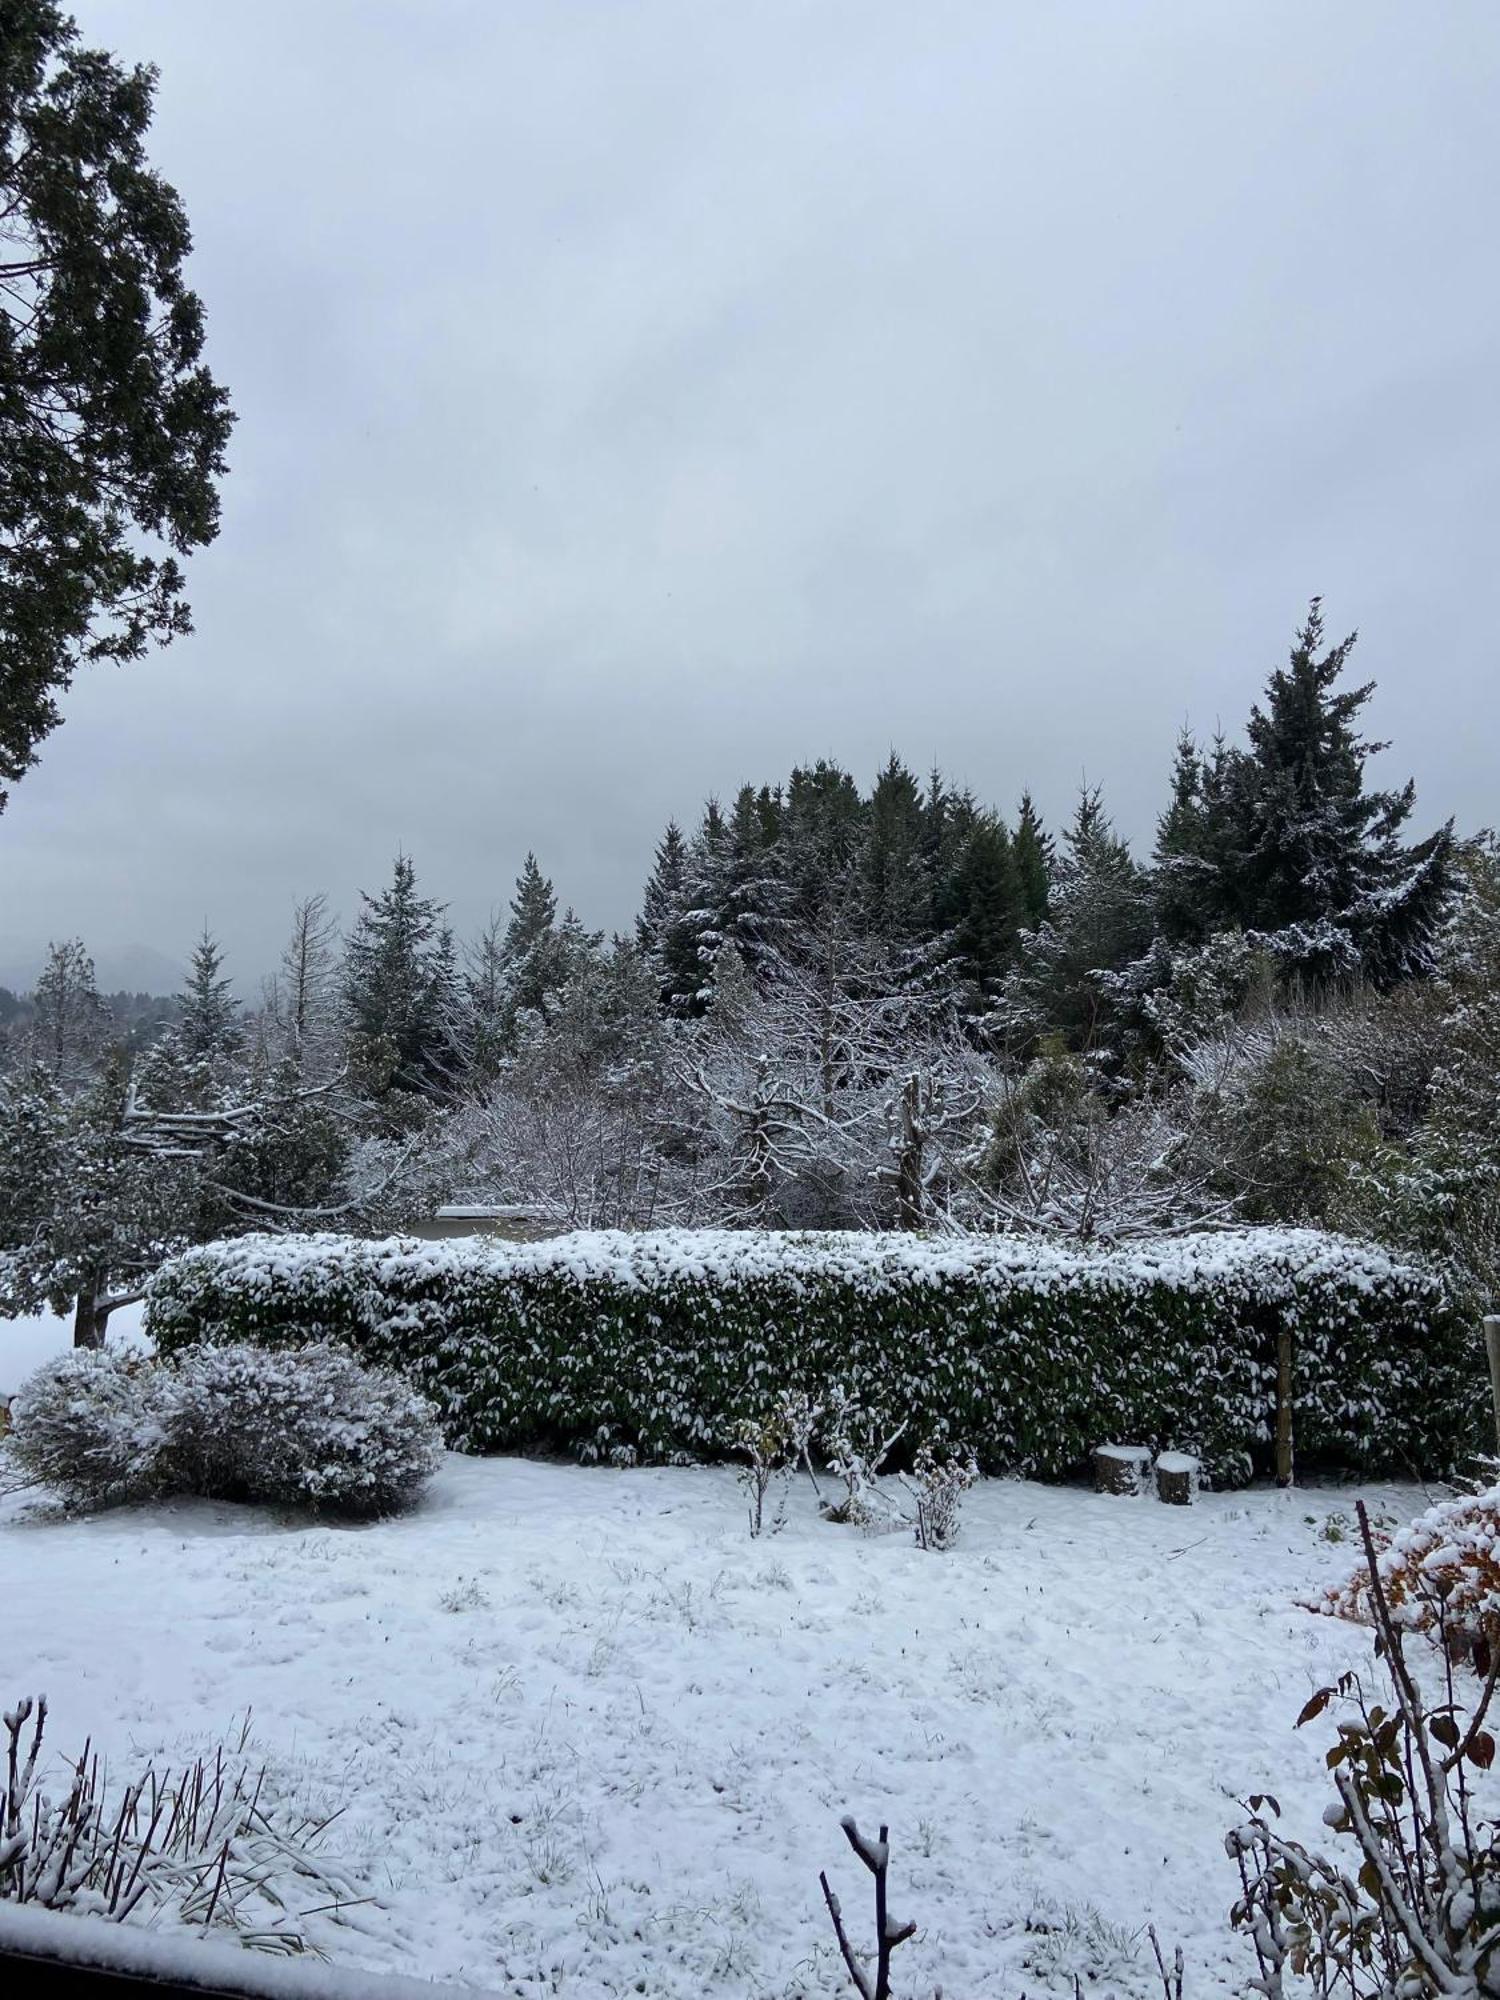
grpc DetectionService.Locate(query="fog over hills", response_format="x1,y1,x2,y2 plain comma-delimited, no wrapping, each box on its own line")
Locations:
0,941,185,999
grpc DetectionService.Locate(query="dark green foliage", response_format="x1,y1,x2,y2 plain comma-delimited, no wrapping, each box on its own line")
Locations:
1162,605,1456,981
1002,787,1155,1055
1012,791,1053,929
781,760,867,926
942,813,1023,999
0,1053,202,1339
1154,731,1234,945
637,820,688,963
640,755,1040,1018
342,854,453,1098
720,784,790,972
1220,1039,1383,1227
0,0,234,802
147,1229,1476,1489
862,755,929,941
22,938,112,1088
177,929,240,1066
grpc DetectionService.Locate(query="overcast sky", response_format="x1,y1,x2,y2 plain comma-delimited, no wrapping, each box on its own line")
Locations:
1,1,1496,991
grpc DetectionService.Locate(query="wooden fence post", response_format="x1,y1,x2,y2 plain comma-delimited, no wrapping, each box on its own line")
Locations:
1275,1326,1294,1488
1484,1316,1500,1456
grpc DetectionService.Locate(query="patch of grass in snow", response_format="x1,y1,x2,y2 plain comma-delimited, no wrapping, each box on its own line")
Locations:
438,1575,491,1612
1018,1893,1144,1988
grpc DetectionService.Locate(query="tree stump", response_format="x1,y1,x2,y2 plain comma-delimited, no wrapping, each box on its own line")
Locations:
1154,1450,1200,1506
1093,1444,1152,1496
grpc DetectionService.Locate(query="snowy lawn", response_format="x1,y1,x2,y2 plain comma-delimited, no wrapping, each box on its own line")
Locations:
1,1430,1435,1998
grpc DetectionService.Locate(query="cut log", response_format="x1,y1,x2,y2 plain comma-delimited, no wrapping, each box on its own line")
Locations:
1154,1450,1200,1506
1093,1443,1152,1496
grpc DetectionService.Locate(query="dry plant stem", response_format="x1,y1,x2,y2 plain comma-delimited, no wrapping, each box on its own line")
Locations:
1149,1923,1184,2000
820,1817,917,2000
1353,1499,1493,1995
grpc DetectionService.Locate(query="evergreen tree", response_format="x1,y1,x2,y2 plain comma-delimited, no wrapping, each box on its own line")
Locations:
1153,731,1237,945
0,1054,202,1346
503,852,558,964
780,761,866,930
0,0,234,804
25,939,111,1090
498,854,598,1023
920,772,979,934
179,928,241,1066
637,821,689,961
861,755,929,940
343,854,451,1097
1012,791,1053,929
656,801,731,1015
944,814,1024,1003
1169,605,1456,981
453,911,509,1084
719,784,790,972
1001,787,1154,1055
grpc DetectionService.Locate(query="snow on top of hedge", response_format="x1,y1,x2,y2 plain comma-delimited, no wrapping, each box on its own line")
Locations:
150,1224,1440,1305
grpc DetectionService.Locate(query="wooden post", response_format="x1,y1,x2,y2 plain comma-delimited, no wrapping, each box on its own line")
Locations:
1484,1317,1500,1456
1275,1326,1294,1488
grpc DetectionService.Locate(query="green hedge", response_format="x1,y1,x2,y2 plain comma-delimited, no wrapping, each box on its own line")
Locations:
144,1226,1482,1487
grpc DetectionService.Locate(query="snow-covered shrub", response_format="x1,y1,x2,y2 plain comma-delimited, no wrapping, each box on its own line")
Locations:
164,1341,442,1518
1311,1480,1500,1666
6,1342,440,1518
6,1349,167,1507
1,1694,362,1946
731,1390,817,1536
902,1441,978,1550
1230,1502,1500,2000
818,1386,908,1529
146,1225,1476,1488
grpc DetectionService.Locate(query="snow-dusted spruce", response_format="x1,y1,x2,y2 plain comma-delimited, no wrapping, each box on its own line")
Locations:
7,1343,441,1517
146,1226,1476,1487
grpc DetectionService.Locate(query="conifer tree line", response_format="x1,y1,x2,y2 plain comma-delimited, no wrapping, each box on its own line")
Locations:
3,604,1497,1346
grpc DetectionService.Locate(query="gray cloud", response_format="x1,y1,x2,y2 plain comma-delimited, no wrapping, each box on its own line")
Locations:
1,0,1496,989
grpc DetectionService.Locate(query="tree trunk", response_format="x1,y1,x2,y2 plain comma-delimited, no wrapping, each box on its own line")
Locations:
1275,1326,1294,1488
895,1074,925,1232
72,1282,108,1350
1484,1316,1500,1456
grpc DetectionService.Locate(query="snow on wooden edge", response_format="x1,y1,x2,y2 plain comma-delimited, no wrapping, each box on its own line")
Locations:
0,1901,500,1999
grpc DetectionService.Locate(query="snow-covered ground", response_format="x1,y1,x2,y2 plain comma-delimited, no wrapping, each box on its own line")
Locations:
1,1426,1433,1998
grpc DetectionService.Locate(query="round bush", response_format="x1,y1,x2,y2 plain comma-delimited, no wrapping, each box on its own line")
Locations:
7,1348,167,1507
164,1341,443,1518
6,1342,443,1518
